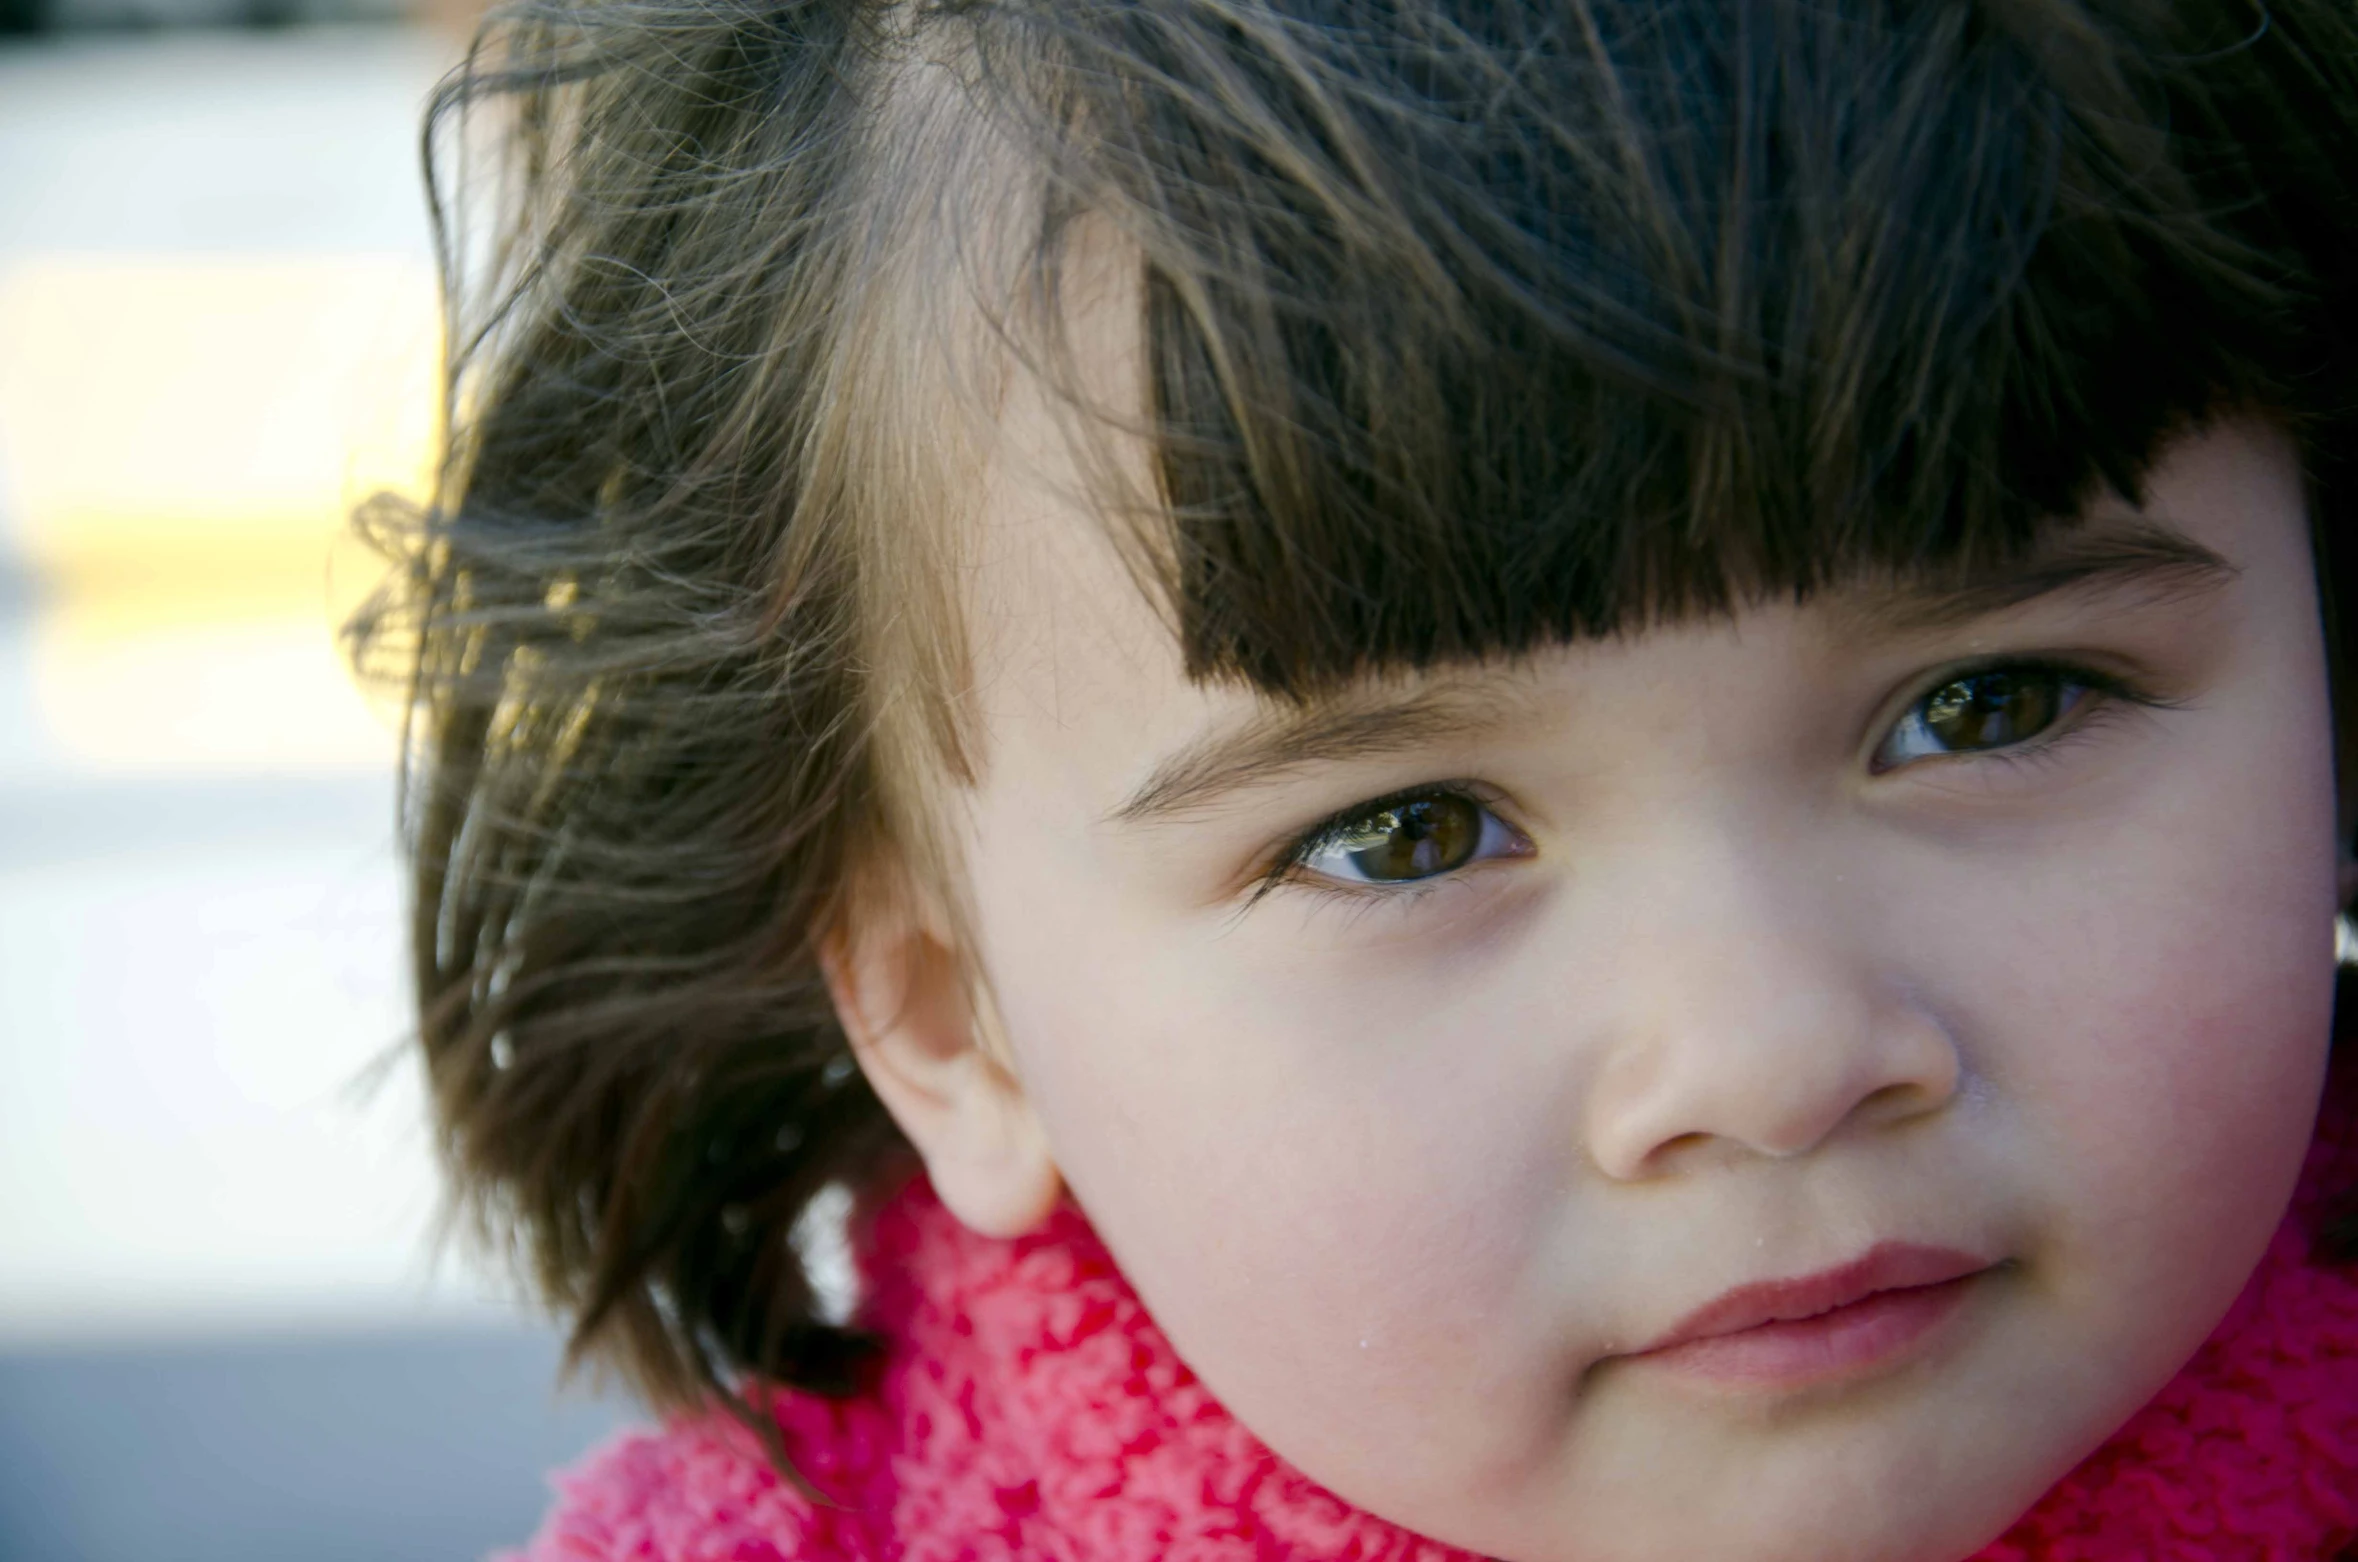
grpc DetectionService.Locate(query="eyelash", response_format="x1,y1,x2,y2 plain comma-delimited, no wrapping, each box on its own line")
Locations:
1249,656,2173,910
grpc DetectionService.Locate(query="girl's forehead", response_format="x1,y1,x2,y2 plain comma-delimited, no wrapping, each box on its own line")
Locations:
939,212,2268,719
960,224,2159,682
960,398,2291,807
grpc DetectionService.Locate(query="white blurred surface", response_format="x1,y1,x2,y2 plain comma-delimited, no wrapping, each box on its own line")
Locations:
0,777,505,1340
0,29,643,1562
0,26,526,1344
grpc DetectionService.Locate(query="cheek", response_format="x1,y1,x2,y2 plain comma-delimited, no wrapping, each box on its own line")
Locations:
969,833,1565,1475
1922,688,2339,1354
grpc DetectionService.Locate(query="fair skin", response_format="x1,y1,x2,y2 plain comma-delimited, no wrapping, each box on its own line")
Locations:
827,295,2344,1557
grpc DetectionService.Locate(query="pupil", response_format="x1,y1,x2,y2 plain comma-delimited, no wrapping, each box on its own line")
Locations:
1341,796,1479,882
1924,671,2061,750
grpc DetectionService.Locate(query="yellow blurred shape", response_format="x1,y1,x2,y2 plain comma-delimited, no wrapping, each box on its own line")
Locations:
0,256,441,771
0,255,438,605
35,611,403,774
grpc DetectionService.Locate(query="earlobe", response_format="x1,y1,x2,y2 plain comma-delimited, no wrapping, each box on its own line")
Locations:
819,907,1064,1239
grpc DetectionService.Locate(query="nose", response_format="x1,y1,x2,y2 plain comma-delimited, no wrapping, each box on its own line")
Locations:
1580,840,1962,1182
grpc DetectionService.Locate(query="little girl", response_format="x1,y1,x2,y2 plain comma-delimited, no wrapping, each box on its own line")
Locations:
363,0,2358,1556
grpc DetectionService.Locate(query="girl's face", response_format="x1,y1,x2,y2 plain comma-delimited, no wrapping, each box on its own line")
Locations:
861,340,2341,1556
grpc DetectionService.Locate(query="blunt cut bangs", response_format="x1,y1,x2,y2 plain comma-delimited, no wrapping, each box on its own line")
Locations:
358,0,2358,1431
999,0,2358,696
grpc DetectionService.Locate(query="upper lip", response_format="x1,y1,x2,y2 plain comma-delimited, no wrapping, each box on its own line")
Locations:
1628,1241,1993,1356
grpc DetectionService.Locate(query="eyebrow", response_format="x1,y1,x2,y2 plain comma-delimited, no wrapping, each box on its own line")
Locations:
1823,517,2240,642
1108,516,2240,829
1107,683,1535,827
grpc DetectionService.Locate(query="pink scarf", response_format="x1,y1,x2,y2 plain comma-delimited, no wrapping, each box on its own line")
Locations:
507,1072,2358,1561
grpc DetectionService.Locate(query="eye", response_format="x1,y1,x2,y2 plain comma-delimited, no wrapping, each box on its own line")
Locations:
1290,788,1527,888
1873,663,2102,770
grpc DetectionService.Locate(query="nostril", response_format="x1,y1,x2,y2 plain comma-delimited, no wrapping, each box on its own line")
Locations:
1621,1129,1714,1178
1865,1078,1951,1128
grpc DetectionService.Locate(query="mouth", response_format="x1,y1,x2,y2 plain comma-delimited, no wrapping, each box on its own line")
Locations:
1621,1242,1996,1389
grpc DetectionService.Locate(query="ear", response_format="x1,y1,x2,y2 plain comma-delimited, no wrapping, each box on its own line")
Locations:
820,894,1063,1239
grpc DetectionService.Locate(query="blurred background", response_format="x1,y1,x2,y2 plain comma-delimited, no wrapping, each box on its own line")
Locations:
0,4,640,1559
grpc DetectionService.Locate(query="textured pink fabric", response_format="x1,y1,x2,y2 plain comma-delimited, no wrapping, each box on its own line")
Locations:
503,1068,2358,1562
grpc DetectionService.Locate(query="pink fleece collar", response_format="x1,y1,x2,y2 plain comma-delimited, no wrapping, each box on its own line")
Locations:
510,1079,2358,1561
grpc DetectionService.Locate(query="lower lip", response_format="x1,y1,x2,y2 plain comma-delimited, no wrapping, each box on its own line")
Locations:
1626,1273,1983,1388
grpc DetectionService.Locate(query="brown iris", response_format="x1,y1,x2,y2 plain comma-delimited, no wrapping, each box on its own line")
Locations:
1920,670,2067,752
1327,794,1483,882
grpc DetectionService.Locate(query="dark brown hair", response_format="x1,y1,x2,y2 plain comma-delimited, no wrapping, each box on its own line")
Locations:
350,0,2358,1427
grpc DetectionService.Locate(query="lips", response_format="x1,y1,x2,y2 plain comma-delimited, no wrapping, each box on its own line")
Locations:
1630,1241,1993,1357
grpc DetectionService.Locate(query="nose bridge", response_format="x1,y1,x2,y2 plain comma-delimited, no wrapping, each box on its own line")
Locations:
1580,809,1959,1180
